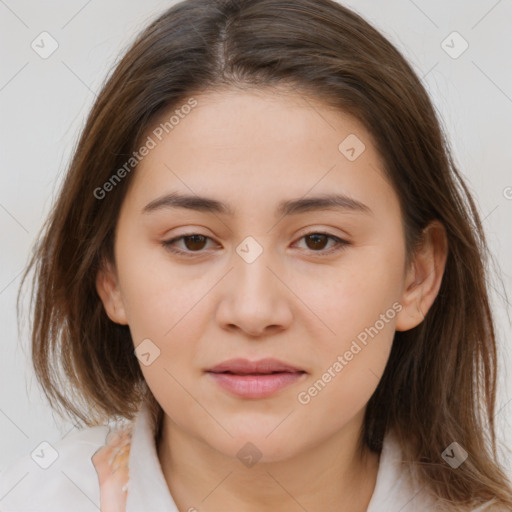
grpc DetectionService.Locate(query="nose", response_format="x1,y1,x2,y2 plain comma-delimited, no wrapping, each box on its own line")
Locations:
215,250,293,338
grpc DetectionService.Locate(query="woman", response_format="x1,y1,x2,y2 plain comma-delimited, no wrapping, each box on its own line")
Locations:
2,0,511,510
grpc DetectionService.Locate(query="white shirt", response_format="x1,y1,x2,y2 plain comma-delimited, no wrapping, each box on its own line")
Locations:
0,401,495,511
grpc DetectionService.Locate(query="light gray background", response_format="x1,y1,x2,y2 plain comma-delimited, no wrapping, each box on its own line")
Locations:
1,0,511,474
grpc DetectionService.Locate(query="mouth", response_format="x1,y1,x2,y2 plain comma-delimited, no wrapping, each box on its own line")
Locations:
205,358,307,398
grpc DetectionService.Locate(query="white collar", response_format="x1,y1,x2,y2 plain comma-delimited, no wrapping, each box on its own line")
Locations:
125,402,433,511
125,401,179,511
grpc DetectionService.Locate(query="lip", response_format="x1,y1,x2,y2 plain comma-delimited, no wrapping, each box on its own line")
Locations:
207,357,305,374
205,358,307,399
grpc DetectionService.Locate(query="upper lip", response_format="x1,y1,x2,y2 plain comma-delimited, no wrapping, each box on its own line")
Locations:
206,358,305,374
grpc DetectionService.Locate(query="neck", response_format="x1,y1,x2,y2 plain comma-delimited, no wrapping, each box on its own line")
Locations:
157,409,380,512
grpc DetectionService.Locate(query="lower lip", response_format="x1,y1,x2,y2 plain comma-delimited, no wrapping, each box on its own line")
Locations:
207,371,306,398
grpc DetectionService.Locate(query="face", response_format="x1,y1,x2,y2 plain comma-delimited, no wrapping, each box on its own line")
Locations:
96,87,439,462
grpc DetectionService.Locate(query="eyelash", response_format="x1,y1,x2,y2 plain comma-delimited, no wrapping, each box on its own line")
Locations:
161,231,350,258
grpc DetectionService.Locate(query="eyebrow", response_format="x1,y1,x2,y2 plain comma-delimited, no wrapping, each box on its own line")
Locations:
142,192,372,217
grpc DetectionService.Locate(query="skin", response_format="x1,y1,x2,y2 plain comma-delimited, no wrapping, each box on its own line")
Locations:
96,87,448,512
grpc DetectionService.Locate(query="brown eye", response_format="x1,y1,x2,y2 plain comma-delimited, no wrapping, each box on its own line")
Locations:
294,232,349,255
304,233,330,251
162,234,214,255
182,234,208,251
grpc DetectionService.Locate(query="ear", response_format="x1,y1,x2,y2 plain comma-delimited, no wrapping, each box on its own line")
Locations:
395,220,448,332
95,258,128,325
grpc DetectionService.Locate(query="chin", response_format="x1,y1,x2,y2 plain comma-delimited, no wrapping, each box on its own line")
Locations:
201,427,303,465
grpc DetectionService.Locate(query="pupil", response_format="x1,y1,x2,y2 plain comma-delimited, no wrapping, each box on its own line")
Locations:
307,234,327,250
185,235,206,251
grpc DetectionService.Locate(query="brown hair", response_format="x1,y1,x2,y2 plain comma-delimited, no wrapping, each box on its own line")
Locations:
18,0,512,508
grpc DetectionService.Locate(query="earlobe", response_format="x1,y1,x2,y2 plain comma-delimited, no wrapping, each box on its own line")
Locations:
95,259,129,325
395,220,448,332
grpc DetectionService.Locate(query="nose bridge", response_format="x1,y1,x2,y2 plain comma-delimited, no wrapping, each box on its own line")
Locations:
232,236,281,303
216,236,293,335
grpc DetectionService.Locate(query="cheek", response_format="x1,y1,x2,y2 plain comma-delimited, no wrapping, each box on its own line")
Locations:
115,241,202,339
298,244,405,345
295,271,400,431
293,240,403,416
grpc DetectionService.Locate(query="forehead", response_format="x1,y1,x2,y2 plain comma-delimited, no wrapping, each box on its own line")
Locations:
123,87,397,219
145,87,374,157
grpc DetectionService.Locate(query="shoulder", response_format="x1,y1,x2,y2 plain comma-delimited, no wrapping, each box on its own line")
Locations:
367,432,503,512
0,424,112,512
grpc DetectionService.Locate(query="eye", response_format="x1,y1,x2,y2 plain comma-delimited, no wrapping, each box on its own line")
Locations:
293,232,350,255
161,231,350,257
162,234,215,256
